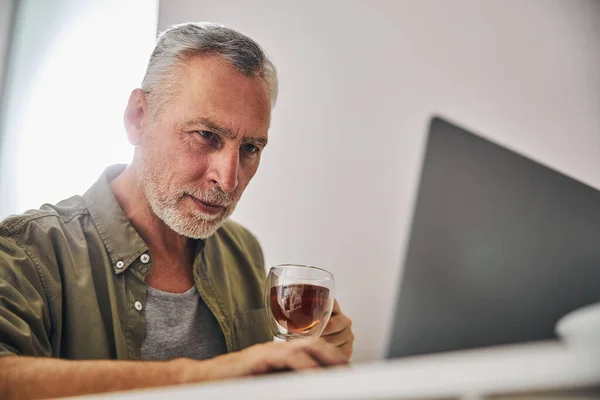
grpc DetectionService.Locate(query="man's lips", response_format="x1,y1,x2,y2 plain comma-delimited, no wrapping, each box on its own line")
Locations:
188,195,226,215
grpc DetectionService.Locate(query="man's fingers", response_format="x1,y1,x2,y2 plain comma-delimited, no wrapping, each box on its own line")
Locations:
284,350,321,370
323,313,351,336
331,299,341,315
219,340,349,380
298,338,348,366
321,326,354,347
339,339,353,359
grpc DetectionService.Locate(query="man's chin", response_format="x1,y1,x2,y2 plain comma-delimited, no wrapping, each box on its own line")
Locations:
172,222,223,240
157,200,235,239
174,213,228,239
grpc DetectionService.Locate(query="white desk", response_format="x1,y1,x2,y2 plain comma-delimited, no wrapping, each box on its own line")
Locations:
81,341,600,399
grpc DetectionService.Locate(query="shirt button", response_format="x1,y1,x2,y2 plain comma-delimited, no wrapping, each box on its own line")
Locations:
134,301,143,311
140,254,150,264
116,261,125,269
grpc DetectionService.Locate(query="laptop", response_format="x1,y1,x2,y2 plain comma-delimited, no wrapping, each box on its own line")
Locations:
387,116,600,358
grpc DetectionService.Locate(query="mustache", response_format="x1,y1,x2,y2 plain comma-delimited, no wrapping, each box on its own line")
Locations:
183,188,233,207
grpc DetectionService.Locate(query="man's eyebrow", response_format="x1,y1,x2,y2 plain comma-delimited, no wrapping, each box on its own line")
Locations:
244,136,268,148
184,117,237,140
185,116,268,147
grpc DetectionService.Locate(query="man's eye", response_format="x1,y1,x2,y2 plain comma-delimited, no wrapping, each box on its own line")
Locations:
198,130,215,140
243,144,259,154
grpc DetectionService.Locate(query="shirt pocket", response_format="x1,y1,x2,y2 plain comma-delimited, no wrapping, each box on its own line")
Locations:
233,308,273,350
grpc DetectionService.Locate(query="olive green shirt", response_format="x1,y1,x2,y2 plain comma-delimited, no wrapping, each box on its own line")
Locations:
0,165,272,360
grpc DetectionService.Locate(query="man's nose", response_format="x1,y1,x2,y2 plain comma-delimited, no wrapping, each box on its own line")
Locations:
207,148,239,193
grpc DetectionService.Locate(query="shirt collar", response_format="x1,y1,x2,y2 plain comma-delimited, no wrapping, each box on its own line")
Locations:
83,164,149,274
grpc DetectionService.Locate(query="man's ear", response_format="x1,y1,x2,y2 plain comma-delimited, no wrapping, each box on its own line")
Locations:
124,88,150,146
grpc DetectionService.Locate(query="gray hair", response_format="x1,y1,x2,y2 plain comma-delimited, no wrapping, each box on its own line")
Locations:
141,22,278,114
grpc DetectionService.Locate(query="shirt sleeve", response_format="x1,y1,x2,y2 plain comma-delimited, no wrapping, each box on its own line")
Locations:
0,235,52,357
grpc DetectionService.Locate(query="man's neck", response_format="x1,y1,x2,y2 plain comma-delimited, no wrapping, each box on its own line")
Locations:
109,165,193,264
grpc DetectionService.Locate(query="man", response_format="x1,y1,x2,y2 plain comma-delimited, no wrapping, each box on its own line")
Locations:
0,23,354,399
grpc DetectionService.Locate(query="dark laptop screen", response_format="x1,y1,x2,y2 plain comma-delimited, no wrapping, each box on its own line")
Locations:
387,117,600,358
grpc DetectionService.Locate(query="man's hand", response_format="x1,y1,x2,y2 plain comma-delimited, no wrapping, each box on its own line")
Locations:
321,300,354,360
0,340,347,399
177,338,348,383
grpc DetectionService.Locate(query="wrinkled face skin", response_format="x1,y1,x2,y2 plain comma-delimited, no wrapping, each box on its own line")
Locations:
137,55,272,239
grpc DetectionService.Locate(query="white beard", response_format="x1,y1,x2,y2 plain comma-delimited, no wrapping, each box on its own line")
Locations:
137,158,236,239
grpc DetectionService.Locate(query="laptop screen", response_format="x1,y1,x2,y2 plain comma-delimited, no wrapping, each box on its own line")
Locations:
387,117,600,358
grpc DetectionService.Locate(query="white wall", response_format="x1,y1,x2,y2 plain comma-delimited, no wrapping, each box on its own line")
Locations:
0,0,158,217
0,0,15,106
158,0,600,361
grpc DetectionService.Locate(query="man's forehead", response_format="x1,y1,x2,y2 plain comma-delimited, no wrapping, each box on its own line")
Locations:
181,55,270,100
174,57,271,124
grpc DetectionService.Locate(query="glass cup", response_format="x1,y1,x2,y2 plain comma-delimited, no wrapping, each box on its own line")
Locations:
265,264,335,340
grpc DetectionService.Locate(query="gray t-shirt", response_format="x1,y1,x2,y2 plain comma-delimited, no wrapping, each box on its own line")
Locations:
140,285,228,361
